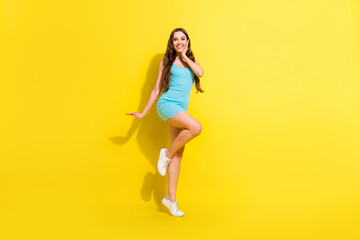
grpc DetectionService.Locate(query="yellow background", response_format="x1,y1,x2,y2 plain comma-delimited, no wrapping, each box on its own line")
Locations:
1,0,360,239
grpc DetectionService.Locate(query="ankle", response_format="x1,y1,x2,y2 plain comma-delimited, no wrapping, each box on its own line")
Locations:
165,149,172,159
166,195,176,202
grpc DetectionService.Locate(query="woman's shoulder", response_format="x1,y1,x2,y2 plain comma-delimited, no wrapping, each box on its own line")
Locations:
159,59,165,70
160,59,167,68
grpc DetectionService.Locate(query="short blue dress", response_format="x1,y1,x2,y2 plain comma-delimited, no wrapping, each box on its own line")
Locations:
156,63,194,121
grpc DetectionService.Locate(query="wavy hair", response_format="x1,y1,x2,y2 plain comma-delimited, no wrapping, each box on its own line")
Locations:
161,28,204,93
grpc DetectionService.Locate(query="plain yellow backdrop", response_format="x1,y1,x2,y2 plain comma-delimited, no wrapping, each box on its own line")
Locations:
1,0,360,239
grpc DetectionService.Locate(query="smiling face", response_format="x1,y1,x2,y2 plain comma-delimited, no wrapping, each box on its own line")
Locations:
173,31,187,54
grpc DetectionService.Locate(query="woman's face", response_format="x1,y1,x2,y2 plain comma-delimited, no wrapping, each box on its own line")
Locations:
173,31,187,54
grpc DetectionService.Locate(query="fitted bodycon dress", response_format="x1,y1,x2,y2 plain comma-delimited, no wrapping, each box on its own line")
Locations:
156,63,195,121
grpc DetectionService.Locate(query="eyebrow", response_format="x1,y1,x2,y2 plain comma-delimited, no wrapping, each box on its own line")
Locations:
173,36,186,39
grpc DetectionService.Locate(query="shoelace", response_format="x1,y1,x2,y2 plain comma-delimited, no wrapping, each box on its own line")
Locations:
173,203,182,213
165,198,182,214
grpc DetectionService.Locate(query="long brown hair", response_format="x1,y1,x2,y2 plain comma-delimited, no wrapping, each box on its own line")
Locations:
161,28,204,93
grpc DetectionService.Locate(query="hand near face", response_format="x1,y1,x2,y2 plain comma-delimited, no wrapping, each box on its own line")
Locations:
181,39,189,59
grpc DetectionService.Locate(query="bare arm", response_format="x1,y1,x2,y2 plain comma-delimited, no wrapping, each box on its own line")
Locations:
181,39,204,78
126,60,164,118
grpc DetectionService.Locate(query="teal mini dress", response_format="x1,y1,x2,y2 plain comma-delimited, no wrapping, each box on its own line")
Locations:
156,63,194,121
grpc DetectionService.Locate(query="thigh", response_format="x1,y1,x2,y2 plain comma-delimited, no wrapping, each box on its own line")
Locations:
166,111,201,130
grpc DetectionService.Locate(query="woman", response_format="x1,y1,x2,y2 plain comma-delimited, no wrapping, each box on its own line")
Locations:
127,28,204,217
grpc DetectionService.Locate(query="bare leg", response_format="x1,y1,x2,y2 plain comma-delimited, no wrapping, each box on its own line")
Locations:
167,126,185,202
165,111,202,159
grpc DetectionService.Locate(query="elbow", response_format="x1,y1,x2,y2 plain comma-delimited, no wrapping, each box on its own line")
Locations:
198,70,204,78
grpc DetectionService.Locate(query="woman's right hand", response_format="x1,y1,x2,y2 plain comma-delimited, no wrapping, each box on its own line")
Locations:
126,112,144,119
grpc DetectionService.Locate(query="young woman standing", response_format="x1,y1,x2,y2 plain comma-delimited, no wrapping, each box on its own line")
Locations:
127,28,204,217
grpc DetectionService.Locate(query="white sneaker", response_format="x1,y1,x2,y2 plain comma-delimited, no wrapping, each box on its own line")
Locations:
157,148,171,176
162,196,184,217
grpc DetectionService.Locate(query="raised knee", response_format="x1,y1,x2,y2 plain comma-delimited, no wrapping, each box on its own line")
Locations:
191,123,202,136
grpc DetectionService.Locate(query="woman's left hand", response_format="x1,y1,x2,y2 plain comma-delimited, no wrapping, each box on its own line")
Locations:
181,39,189,60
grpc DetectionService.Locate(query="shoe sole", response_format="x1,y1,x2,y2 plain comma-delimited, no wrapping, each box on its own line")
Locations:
157,149,167,176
